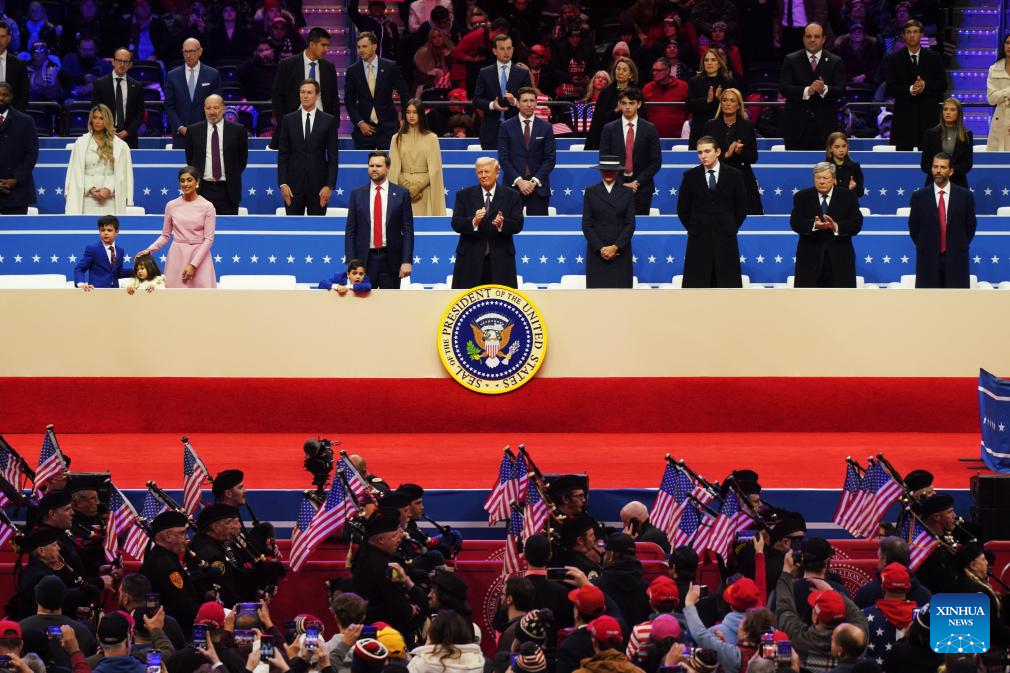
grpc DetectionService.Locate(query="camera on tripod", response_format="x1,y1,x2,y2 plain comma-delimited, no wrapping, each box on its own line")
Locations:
303,438,335,500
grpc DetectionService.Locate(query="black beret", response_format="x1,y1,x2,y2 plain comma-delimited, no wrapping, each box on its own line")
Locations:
396,483,424,501
365,507,402,537
37,490,72,516
953,542,985,571
546,474,588,499
67,474,108,494
380,491,411,509
732,469,760,484
212,470,244,498
150,511,189,534
770,515,807,543
738,481,762,496
17,526,62,553
919,494,954,518
904,470,934,492
197,504,240,530
560,514,597,546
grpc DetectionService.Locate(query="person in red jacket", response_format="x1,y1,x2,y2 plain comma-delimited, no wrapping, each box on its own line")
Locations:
643,58,689,138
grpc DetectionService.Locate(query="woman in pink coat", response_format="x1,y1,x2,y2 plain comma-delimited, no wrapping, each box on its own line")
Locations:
136,166,217,288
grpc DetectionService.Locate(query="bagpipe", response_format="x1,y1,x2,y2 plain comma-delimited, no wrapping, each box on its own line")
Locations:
145,480,216,575
518,444,568,553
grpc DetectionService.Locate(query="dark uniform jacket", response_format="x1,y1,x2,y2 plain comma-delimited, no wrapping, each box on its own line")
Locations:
15,557,100,619
351,543,428,636
141,544,199,635
190,532,241,606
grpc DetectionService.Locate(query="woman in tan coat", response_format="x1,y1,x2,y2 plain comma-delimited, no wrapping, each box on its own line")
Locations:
388,99,447,216
986,34,1010,151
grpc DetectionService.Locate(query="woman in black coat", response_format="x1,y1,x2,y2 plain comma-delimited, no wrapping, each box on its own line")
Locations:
582,160,637,288
702,87,763,214
826,132,865,198
585,57,639,150
686,49,736,149
920,97,974,189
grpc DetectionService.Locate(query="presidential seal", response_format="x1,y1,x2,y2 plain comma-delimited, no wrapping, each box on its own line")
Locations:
438,285,547,394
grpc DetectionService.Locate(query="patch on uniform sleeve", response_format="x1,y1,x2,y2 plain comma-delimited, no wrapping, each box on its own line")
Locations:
169,571,184,589
212,560,226,574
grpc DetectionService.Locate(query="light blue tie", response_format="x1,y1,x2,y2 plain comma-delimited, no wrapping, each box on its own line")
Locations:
187,68,196,99
499,65,508,120
708,170,717,192
309,60,317,81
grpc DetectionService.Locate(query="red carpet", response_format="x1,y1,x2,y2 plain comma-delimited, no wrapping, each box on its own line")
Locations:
0,432,984,490
0,377,979,433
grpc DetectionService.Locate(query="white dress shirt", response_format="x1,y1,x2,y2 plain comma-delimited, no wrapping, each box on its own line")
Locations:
0,51,7,83
705,160,721,184
803,51,829,99
603,180,615,193
301,105,317,138
371,179,389,248
303,53,324,111
475,185,496,229
934,181,950,210
204,120,227,182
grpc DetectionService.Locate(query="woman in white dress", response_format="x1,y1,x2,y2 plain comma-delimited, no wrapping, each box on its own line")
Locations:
64,104,134,214
986,34,1010,151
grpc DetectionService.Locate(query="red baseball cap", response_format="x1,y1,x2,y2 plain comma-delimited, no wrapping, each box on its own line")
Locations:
568,584,606,617
881,562,911,592
723,577,760,611
646,576,680,607
808,589,846,625
0,621,21,638
196,602,226,630
587,615,622,645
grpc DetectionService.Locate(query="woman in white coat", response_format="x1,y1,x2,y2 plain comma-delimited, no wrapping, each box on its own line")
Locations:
65,104,134,214
407,611,484,673
986,34,1010,151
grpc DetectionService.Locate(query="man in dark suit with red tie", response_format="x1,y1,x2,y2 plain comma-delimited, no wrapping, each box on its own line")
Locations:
908,153,976,288
676,135,748,287
473,28,532,151
184,95,248,215
598,87,662,215
277,80,339,216
779,22,845,151
497,87,556,216
790,162,863,287
91,48,144,149
344,151,415,289
450,157,525,289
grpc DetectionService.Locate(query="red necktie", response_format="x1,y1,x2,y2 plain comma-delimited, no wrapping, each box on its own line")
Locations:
0,113,5,126
523,119,531,149
809,54,817,71
109,246,116,266
938,189,947,254
625,122,635,174
373,184,383,249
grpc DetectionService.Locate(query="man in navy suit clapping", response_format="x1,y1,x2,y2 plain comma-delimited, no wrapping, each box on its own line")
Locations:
164,39,222,147
497,87,556,215
74,216,132,290
345,152,415,289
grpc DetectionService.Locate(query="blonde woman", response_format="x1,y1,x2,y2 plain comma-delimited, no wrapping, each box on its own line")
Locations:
389,99,447,216
64,104,134,214
986,34,1010,150
586,56,639,150
920,97,973,188
702,87,762,214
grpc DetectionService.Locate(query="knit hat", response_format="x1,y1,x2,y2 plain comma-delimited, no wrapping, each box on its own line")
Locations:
514,643,547,673
650,614,681,640
352,639,389,673
294,614,324,635
587,616,622,647
808,589,846,626
646,576,680,608
881,562,911,592
35,576,66,611
517,609,551,644
689,648,719,673
376,626,406,659
195,602,226,630
723,577,760,611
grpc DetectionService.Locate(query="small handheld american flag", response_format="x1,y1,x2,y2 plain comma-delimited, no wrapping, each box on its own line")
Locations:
122,492,167,561
182,437,212,516
103,484,140,562
289,471,349,572
33,425,67,496
0,437,24,508
651,460,696,538
483,448,515,526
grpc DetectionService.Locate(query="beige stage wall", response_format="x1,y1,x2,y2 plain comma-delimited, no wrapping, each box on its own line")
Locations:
3,289,1008,378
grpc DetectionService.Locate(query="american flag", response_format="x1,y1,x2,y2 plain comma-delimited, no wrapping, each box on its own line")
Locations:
522,481,549,541
0,438,22,508
0,519,14,550
289,494,318,550
673,500,703,548
33,428,67,495
651,462,694,537
904,518,939,571
289,473,349,572
849,462,903,539
182,442,212,516
339,455,371,500
503,504,525,577
122,492,167,561
832,462,866,535
701,491,752,558
483,451,514,525
103,484,139,562
512,453,529,506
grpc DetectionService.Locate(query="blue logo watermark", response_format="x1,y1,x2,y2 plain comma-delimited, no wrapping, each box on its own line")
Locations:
930,593,991,654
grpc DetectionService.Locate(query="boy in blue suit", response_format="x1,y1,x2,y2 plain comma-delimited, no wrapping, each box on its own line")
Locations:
318,259,372,295
74,215,132,290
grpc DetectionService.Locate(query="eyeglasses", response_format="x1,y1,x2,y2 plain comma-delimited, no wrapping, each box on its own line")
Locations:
182,49,200,55
113,59,132,65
